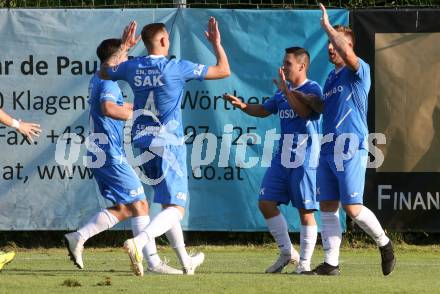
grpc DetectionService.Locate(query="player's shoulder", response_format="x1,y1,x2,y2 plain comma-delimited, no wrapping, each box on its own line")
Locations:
302,79,322,94
271,90,284,101
356,57,371,74
357,57,370,68
305,79,321,89
100,77,119,89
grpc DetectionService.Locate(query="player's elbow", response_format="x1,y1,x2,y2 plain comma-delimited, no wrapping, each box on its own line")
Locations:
215,66,230,79
206,65,230,80
222,66,231,78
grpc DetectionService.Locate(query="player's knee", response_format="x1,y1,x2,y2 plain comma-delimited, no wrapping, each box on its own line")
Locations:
110,205,133,220
258,201,279,219
129,200,149,216
319,200,339,212
162,204,185,218
299,209,316,226
343,204,362,219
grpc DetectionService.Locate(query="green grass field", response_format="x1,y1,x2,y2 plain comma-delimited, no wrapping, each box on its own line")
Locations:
1,245,440,293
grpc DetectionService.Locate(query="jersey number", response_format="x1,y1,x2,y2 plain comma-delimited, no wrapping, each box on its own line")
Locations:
144,91,159,117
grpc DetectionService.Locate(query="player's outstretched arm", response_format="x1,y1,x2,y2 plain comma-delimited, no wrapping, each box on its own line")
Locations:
0,108,42,142
223,93,271,118
101,101,133,121
204,17,231,80
319,3,359,71
99,21,141,80
274,68,312,118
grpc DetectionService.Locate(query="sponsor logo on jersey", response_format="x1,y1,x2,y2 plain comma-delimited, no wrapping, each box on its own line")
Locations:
279,109,298,119
193,64,204,76
324,85,344,99
176,192,187,201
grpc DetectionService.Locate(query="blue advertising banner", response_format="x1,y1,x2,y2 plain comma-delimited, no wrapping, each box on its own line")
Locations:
0,8,348,230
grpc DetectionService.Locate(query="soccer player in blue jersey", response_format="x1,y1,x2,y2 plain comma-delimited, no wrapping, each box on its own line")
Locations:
100,18,230,275
64,38,182,275
301,4,396,276
223,47,322,274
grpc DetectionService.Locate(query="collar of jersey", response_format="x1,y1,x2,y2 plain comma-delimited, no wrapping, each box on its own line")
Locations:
148,54,165,59
290,78,309,91
335,66,345,74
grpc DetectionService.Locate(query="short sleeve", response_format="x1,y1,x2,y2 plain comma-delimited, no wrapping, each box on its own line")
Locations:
262,91,281,114
354,58,370,83
99,81,120,103
177,60,208,82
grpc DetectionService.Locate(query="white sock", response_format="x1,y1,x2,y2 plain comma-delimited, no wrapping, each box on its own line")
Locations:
77,209,119,242
165,221,191,267
265,214,292,255
300,225,317,268
134,207,182,250
320,211,341,267
353,206,389,247
131,216,161,268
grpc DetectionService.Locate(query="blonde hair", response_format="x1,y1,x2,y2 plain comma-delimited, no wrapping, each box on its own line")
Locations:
333,25,355,46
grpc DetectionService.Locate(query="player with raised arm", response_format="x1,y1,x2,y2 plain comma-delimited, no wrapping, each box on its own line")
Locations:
100,18,230,275
305,4,396,276
64,38,182,275
224,47,322,274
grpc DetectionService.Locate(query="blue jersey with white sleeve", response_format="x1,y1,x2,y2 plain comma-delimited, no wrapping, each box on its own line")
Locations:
106,55,208,147
321,58,371,154
262,79,323,168
87,73,125,166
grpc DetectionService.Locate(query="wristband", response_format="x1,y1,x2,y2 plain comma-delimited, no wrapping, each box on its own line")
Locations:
11,119,20,129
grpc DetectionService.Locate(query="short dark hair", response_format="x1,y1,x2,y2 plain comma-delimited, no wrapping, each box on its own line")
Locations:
141,23,167,50
333,25,355,45
96,38,122,63
284,46,310,67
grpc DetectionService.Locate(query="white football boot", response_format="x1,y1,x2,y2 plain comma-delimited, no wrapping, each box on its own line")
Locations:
147,259,183,275
183,252,205,275
123,238,144,276
64,232,85,269
265,246,300,273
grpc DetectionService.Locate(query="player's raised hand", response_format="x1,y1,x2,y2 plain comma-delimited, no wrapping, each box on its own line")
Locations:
223,93,246,110
17,121,42,143
121,21,141,50
319,3,331,30
204,17,221,45
273,67,288,95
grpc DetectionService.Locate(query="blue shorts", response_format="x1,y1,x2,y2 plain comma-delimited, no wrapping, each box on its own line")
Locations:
140,145,188,208
92,162,146,205
259,158,318,211
317,149,367,205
